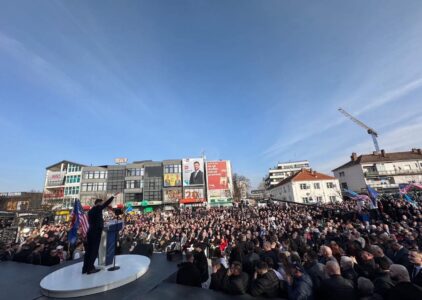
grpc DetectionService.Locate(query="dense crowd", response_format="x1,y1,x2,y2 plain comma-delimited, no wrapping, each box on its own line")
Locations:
1,194,422,299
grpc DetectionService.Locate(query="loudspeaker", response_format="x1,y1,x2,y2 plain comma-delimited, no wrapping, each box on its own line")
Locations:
133,243,153,257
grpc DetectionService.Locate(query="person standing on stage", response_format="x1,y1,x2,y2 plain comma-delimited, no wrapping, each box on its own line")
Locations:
82,194,118,274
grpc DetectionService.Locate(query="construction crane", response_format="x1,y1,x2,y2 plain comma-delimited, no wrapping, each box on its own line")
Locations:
338,108,380,153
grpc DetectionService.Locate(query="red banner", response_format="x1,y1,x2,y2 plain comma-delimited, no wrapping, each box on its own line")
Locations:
206,161,229,190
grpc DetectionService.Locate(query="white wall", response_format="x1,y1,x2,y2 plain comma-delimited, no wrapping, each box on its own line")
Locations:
270,179,341,204
333,164,367,192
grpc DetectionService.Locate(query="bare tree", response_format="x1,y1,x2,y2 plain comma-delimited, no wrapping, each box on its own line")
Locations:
232,173,251,202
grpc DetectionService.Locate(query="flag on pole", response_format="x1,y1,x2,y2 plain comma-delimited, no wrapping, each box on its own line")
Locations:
125,205,133,214
68,199,89,245
366,185,379,208
403,194,417,207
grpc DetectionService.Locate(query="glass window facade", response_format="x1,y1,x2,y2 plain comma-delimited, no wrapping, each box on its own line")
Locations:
126,168,144,177
64,186,80,195
65,175,81,183
81,182,107,192
83,171,108,179
164,164,181,174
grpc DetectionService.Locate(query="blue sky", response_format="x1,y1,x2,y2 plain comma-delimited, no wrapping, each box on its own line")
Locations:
1,0,422,192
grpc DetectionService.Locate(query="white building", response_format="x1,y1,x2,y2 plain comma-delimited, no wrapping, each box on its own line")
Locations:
268,169,341,204
264,160,310,189
42,160,85,210
332,149,422,193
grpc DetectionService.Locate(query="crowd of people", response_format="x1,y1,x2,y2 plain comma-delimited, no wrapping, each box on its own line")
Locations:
1,193,422,299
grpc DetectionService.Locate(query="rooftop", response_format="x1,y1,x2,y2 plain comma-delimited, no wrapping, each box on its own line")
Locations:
268,169,336,189
332,148,422,172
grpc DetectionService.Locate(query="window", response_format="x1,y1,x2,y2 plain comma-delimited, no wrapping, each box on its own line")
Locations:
316,196,322,202
82,183,87,192
341,182,348,189
125,180,141,189
302,197,309,203
64,186,79,195
329,196,337,202
126,168,143,177
164,164,181,174
94,171,100,179
339,171,345,177
300,183,309,190
326,182,335,188
314,183,320,189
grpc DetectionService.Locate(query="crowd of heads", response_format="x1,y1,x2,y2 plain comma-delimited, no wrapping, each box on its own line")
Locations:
1,192,422,299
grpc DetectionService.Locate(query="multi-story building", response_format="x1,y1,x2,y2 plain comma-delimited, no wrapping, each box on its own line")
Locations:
80,166,109,206
124,161,147,205
268,169,341,204
42,160,85,210
163,160,183,207
43,157,233,212
264,160,310,189
332,148,422,193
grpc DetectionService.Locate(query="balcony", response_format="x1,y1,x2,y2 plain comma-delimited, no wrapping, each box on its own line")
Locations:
364,169,422,177
366,183,399,189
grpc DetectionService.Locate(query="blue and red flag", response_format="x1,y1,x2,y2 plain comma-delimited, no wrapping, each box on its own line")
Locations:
68,199,89,245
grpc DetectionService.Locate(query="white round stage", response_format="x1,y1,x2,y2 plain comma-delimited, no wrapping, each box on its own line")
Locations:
40,255,150,298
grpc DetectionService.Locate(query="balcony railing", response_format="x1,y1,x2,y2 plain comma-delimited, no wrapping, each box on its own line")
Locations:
364,169,422,177
366,183,399,189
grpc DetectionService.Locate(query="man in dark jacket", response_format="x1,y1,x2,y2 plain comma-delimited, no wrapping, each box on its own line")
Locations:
210,258,227,291
222,261,249,295
176,252,202,287
82,195,116,274
373,256,395,298
318,260,357,300
193,243,209,284
304,251,328,292
408,250,422,288
286,261,313,300
250,261,280,298
260,241,278,266
391,242,410,268
388,264,422,300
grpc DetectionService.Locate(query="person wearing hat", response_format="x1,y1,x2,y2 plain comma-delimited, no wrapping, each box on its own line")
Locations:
286,261,313,300
82,194,117,275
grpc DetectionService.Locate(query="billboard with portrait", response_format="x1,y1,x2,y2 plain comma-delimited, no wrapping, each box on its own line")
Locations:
182,158,204,187
163,173,182,187
163,189,182,203
181,188,205,203
206,160,233,205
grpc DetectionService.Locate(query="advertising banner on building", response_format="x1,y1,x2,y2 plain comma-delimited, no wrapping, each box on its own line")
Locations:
182,158,204,187
207,161,229,190
47,171,66,186
181,188,205,204
163,189,182,203
206,160,233,205
164,173,182,187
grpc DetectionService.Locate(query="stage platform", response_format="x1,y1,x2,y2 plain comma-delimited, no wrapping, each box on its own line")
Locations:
40,255,150,298
0,254,278,300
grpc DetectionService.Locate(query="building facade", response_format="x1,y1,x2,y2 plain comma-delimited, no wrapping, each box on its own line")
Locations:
43,158,234,211
42,161,85,210
332,149,422,193
264,160,310,189
268,169,341,204
0,192,43,211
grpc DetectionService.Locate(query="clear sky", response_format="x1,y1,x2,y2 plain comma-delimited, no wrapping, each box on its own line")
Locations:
1,0,422,192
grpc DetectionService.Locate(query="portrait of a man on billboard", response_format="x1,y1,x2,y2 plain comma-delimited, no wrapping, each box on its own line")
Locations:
189,161,204,185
